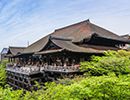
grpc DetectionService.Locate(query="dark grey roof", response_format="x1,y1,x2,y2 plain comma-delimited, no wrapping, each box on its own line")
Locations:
1,48,8,54
7,46,26,56
35,49,63,55
36,37,104,54
23,20,129,54
23,36,49,54
121,34,130,40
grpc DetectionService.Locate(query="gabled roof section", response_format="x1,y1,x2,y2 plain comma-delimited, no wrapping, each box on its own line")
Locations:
40,37,62,51
89,23,129,42
1,48,8,54
121,34,130,40
83,33,129,45
7,46,26,56
23,35,49,54
36,36,104,54
23,19,129,54
52,19,128,42
52,20,91,42
51,37,104,53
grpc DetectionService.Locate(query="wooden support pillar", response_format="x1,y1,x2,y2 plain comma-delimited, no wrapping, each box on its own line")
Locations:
10,57,12,62
8,57,10,62
13,58,15,63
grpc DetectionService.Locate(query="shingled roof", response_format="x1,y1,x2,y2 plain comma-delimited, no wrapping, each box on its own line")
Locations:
23,19,129,54
7,46,26,57
35,37,104,55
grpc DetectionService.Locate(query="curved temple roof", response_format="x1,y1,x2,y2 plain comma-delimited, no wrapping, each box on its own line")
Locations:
6,46,26,57
35,36,121,55
23,19,130,54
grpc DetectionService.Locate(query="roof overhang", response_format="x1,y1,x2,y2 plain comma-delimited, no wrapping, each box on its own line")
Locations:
83,33,130,44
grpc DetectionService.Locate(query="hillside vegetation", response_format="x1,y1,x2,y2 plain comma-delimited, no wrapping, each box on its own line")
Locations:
0,50,130,100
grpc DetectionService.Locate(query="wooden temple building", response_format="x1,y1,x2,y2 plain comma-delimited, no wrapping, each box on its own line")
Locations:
6,46,26,62
5,19,130,90
0,48,8,61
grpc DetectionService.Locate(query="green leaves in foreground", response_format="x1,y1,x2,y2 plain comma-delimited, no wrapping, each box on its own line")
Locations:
80,50,130,76
0,75,130,100
0,60,7,87
35,75,130,100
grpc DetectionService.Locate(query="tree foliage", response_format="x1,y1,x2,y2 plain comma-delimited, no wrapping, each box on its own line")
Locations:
80,50,130,76
0,60,7,87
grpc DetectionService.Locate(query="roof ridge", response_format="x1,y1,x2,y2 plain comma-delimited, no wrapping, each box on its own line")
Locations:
54,19,90,32
89,22,120,37
9,46,26,49
50,36,72,41
26,33,52,48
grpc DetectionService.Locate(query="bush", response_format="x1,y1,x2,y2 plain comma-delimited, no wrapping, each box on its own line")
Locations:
80,50,130,76
0,86,24,100
0,75,130,100
39,75,130,100
0,60,8,87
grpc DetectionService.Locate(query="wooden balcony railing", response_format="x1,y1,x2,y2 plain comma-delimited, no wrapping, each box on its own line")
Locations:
6,63,80,75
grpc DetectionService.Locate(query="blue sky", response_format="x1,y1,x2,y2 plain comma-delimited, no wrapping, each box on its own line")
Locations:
0,0,130,50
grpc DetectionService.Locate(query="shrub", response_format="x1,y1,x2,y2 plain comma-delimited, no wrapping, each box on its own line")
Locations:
0,60,8,87
80,50,130,76
40,75,130,100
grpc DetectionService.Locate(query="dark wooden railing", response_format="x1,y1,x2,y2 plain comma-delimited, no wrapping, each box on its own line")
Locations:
6,63,80,75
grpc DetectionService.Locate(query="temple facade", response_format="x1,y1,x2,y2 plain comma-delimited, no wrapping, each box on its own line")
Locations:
5,20,130,90
0,48,8,61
